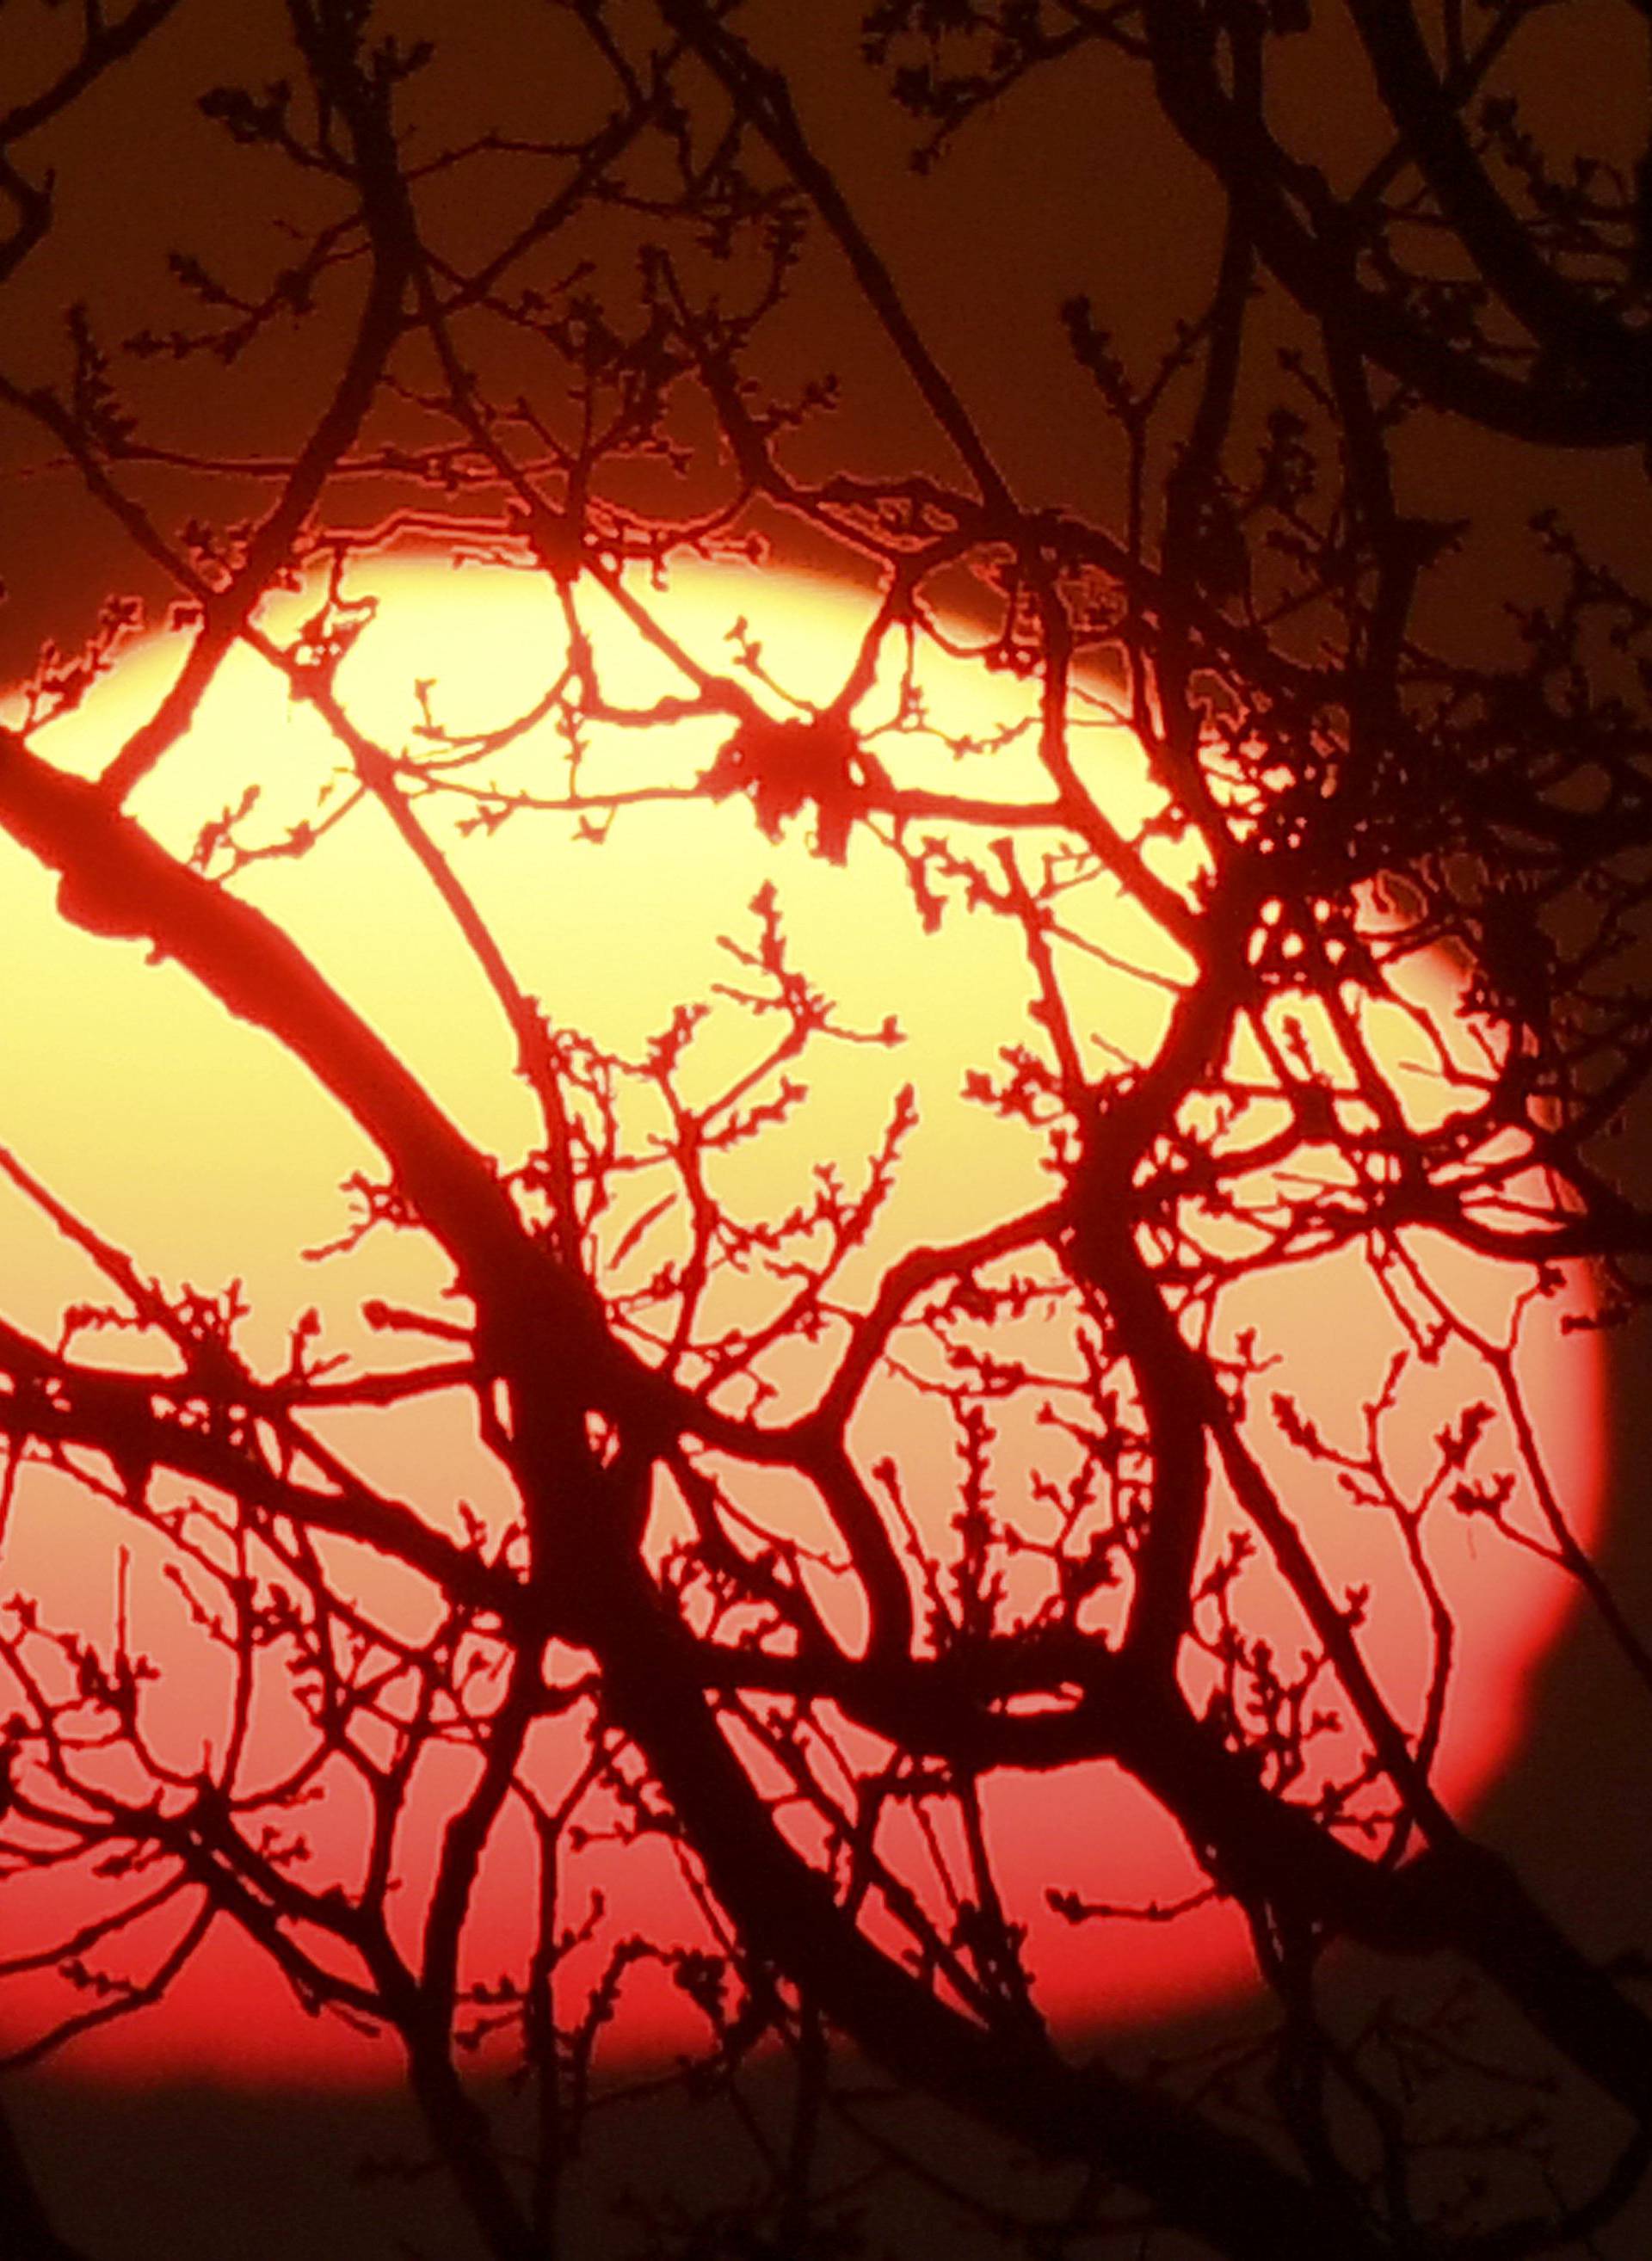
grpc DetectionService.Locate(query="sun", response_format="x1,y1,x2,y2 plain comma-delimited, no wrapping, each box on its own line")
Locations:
0,554,1606,2084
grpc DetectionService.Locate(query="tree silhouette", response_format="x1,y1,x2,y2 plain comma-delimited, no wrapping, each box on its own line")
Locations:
1,3,1650,2257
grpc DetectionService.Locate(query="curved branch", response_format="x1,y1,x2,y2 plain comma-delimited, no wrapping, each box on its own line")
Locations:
1139,0,1652,446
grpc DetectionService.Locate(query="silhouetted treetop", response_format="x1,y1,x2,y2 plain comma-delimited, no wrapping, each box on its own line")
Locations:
0,7,1649,2260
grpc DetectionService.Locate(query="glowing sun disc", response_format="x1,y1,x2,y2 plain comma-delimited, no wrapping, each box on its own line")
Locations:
0,557,1606,2083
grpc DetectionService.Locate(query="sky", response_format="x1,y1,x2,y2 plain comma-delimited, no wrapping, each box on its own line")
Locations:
3,2,1651,2254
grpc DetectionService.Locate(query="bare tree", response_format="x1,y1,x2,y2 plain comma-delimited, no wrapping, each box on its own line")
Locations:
1,3,1650,2256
